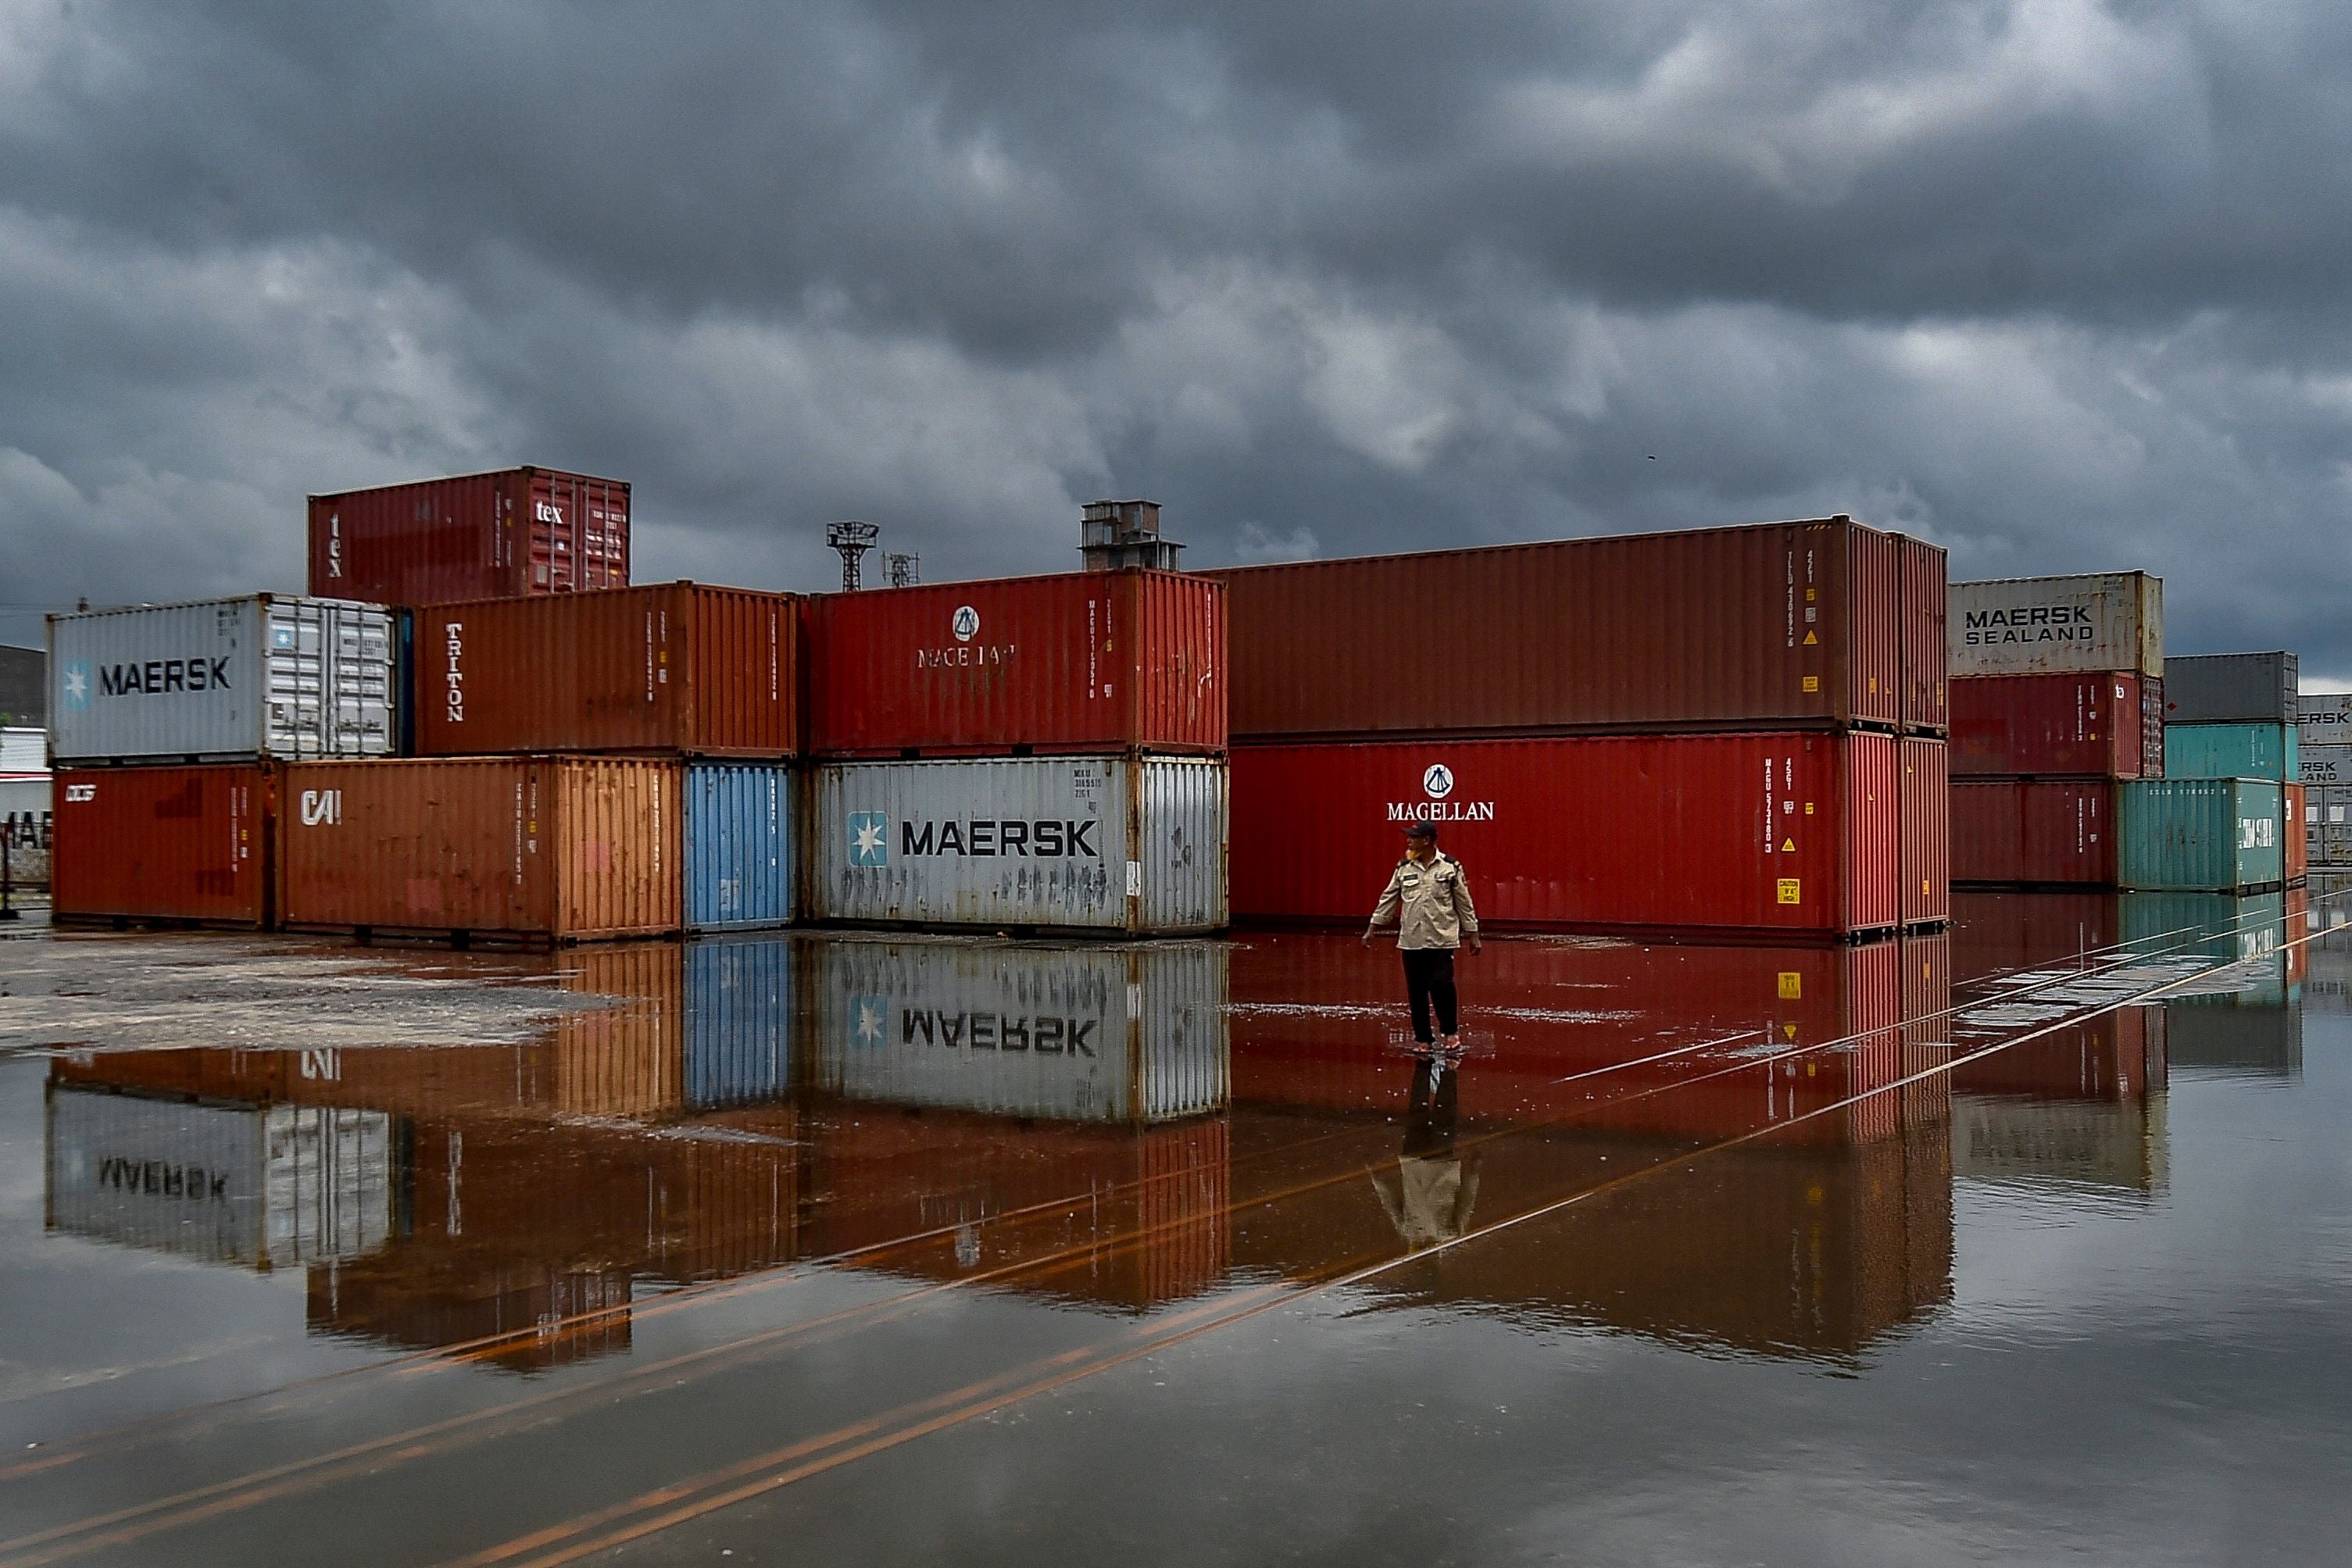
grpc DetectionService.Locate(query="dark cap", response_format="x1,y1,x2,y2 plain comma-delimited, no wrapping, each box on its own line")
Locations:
1402,821,1438,841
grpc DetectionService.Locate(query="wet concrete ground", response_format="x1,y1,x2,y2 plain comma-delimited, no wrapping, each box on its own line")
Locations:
0,891,2346,1565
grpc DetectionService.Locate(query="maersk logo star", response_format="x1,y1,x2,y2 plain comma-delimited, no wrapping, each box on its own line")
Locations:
59,660,91,710
850,995,887,1047
849,812,888,866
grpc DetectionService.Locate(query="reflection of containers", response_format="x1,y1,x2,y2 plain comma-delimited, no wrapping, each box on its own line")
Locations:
278,757,682,944
685,763,795,932
1949,672,2147,777
552,944,685,1116
1952,779,2115,886
2122,888,2302,999
1949,889,2123,979
808,571,1224,757
1210,518,1914,740
808,937,1228,1123
1953,1091,2168,1193
685,938,792,1109
411,584,801,758
2285,784,2308,884
2161,652,2296,723
48,596,395,765
52,764,277,927
806,755,1227,934
2164,722,2297,783
1232,732,1903,937
1947,573,2163,678
45,1084,395,1269
2118,780,2285,892
308,467,630,604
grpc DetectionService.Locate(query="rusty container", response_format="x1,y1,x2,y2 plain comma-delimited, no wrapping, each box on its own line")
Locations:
1901,736,1950,927
1898,535,1948,734
51,764,276,927
1950,672,2147,778
1952,779,2117,887
277,757,681,944
414,583,800,757
1228,730,1901,938
806,570,1224,757
308,467,630,605
1208,517,1911,741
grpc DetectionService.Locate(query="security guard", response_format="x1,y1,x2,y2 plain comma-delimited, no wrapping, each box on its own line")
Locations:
1363,820,1482,1050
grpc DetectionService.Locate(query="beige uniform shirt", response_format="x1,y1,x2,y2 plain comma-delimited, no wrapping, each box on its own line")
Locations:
1367,852,1480,951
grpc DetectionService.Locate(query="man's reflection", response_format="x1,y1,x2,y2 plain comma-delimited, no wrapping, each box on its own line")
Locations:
1371,1053,1482,1249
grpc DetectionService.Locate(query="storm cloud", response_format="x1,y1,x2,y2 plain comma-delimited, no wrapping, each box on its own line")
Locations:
2,1,2348,670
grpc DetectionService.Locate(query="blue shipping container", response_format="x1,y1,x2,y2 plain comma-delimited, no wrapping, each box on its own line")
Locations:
2164,722,2297,783
2118,778,2285,892
685,938,792,1108
685,763,795,931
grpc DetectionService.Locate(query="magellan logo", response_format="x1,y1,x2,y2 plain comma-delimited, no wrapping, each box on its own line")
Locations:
1389,762,1494,823
300,789,341,827
1961,603,2095,648
952,606,980,643
442,621,465,723
918,607,1013,670
1422,765,1454,798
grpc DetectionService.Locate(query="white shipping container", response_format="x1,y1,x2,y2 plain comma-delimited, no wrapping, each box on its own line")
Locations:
45,1086,395,1269
0,726,43,773
808,755,1228,934
2298,691,2352,745
2301,745,2352,786
1949,573,2164,678
48,596,395,763
808,935,1228,1122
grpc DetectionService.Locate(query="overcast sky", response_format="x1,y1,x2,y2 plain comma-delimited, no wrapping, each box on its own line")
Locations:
2,2,2347,673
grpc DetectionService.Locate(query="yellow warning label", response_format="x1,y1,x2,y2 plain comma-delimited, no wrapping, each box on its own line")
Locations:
1781,838,1795,852
1868,677,1878,692
1782,1023,1799,1041
1803,630,1819,645
1805,588,1816,602
1777,878,1801,904
1803,802,1814,815
1777,972,1802,999
1921,878,1931,895
1806,1061,1818,1078
1802,675,1820,692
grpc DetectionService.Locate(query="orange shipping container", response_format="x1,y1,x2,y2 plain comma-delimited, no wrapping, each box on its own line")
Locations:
279,757,681,944
414,583,801,758
51,764,277,928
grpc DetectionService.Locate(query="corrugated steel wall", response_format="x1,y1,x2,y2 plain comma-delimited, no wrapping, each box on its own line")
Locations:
2118,779,2285,891
1900,737,1950,927
1950,673,2143,778
308,468,630,604
685,763,795,931
52,763,276,927
551,944,685,1116
2162,652,2297,723
1952,779,2117,886
2163,722,2297,783
1948,573,2164,678
555,759,681,939
1898,536,1949,734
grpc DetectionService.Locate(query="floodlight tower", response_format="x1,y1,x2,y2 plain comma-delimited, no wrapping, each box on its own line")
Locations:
826,520,880,591
882,552,920,588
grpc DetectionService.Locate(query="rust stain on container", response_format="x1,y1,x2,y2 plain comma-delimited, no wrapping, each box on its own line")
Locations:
309,467,631,605
50,764,277,928
415,582,802,757
1208,518,1918,741
807,570,1224,756
277,757,681,944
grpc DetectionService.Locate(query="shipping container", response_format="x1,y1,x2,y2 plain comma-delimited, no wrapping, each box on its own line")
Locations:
2285,784,2308,885
806,755,1227,934
2300,744,2352,785
685,938,792,1109
2164,721,2298,783
1947,572,2163,678
45,1084,395,1269
1952,1090,2167,1193
1949,672,2145,778
2140,677,2166,778
308,467,630,604
2162,652,2296,724
1900,736,1950,927
807,936,1228,1123
277,757,681,944
685,762,795,932
1208,518,1907,741
1897,535,1949,734
1229,731,1901,937
412,583,800,759
52,764,276,926
1951,779,2117,887
2122,889,2300,999
2118,779,2284,892
806,570,1224,757
48,597,394,765
2296,691,2352,746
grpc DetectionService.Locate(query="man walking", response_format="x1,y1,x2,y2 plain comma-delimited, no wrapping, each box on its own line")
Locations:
1363,820,1481,1052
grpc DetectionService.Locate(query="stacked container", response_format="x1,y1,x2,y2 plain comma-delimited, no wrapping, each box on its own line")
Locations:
1946,573,2163,888
1209,517,1946,939
2145,650,2298,891
47,595,397,928
2297,691,2352,868
801,570,1229,934
308,467,631,605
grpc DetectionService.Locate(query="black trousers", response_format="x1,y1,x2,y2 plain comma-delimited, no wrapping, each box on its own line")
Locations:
1401,948,1459,1043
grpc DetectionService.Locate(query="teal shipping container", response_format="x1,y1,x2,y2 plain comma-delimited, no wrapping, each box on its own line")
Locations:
685,937,792,1108
685,763,796,932
2164,722,2297,783
2119,779,2285,892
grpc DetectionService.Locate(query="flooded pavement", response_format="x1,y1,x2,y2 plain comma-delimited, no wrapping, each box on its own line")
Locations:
0,897,2347,1565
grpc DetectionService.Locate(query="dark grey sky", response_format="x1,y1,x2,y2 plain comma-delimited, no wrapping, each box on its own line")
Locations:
3,2,2347,673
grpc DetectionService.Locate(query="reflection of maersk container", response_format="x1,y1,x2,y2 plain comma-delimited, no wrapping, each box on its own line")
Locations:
686,938,792,1109
807,755,1227,934
45,1085,395,1270
48,596,395,764
1947,573,2164,679
810,937,1228,1123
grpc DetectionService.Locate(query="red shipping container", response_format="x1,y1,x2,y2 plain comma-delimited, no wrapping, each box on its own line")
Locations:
277,757,681,944
1952,779,2117,886
806,570,1224,757
1209,517,1912,741
308,468,630,605
414,583,800,757
51,765,275,927
1950,672,2144,777
1898,535,1948,734
1901,736,1950,927
2286,782,2307,884
1229,730,1900,937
